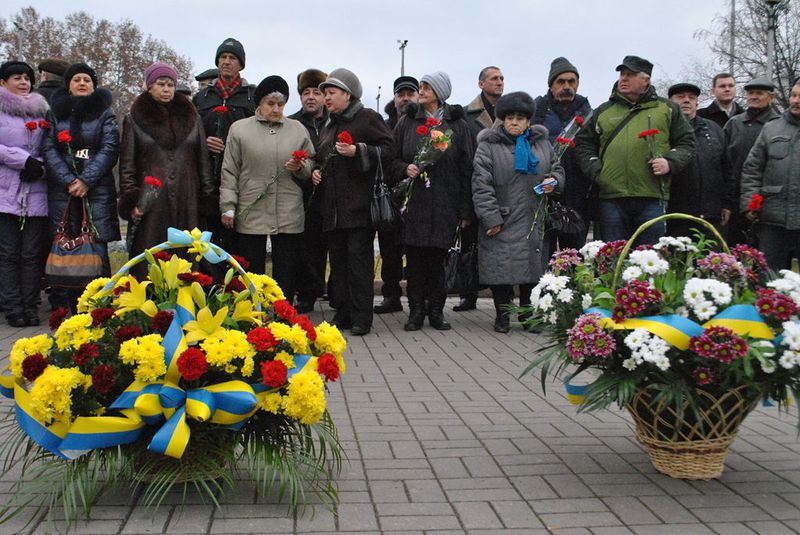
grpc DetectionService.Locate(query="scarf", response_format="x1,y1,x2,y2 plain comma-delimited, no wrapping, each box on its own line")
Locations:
509,128,539,175
215,75,242,101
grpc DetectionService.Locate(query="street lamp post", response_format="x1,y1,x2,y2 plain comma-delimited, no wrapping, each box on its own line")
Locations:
763,0,782,83
397,40,408,76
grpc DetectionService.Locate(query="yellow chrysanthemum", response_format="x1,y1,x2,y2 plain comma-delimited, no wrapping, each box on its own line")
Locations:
246,273,286,305
9,334,54,379
268,322,309,354
200,329,255,368
29,366,91,425
313,321,347,374
282,368,326,425
259,392,283,414
54,314,103,350
241,355,255,377
119,334,166,382
274,350,295,369
76,277,111,312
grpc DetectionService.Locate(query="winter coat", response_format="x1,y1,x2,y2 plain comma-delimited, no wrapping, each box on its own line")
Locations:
220,112,315,235
740,111,800,229
464,94,496,143
34,80,62,106
118,91,216,256
288,108,328,151
668,116,731,221
723,107,781,208
575,84,695,201
42,87,120,243
317,100,394,232
384,100,400,130
533,91,592,217
472,125,564,285
389,103,474,250
0,87,49,218
697,100,744,128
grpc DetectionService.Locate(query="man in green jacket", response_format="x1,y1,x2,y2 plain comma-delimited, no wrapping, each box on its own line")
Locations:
740,80,800,271
576,56,695,245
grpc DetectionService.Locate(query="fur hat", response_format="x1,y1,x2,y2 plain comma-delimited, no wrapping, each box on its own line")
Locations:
0,61,35,85
37,58,69,77
548,57,579,86
216,38,246,68
255,75,290,105
420,72,452,103
319,68,363,99
297,69,327,94
495,91,536,120
64,62,98,88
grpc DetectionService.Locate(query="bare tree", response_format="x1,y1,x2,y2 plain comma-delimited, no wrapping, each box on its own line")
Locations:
695,0,799,108
0,6,194,117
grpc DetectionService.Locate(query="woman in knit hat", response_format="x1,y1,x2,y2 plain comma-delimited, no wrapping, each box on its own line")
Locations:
219,75,315,300
388,71,475,332
0,61,50,326
42,62,120,313
118,62,216,274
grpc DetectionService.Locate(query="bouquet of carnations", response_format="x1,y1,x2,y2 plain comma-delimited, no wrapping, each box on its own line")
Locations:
398,118,453,213
0,228,346,531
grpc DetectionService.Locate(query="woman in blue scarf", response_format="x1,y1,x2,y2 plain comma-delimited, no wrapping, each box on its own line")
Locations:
472,91,564,332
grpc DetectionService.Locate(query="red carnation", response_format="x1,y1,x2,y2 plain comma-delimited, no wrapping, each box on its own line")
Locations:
416,125,429,136
114,325,143,344
38,119,51,129
272,299,298,323
556,136,576,148
574,115,585,127
177,348,208,381
144,175,163,188
153,251,174,262
227,277,246,292
231,255,250,270
292,150,309,161
151,310,174,335
25,121,37,131
74,343,100,366
91,364,116,396
247,326,278,351
425,117,441,127
21,353,48,382
317,353,339,383
748,194,763,212
296,314,317,341
261,359,288,388
337,131,353,145
212,105,228,114
178,272,213,286
49,307,69,331
113,282,131,296
57,130,72,143
90,307,115,326
638,128,660,139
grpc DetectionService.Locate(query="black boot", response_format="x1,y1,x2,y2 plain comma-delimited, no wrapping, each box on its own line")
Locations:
494,310,510,333
374,295,403,314
492,285,512,333
404,299,425,331
428,297,451,330
452,295,477,311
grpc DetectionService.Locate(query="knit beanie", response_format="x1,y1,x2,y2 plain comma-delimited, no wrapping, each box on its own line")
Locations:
145,62,178,89
64,62,98,88
420,72,452,103
297,69,328,94
548,57,579,86
495,91,536,120
319,68,363,99
215,38,246,68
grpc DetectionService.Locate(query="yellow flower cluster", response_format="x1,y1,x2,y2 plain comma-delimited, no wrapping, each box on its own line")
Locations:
282,369,326,424
29,366,91,425
201,329,255,368
54,314,104,350
119,334,166,382
246,274,286,305
274,350,295,369
268,322,309,354
9,334,54,379
313,322,347,374
259,392,283,414
76,277,110,312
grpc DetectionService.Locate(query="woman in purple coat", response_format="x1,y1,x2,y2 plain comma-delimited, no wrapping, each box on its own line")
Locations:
0,61,50,327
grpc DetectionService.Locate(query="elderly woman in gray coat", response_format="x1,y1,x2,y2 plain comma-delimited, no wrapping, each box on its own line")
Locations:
472,92,563,333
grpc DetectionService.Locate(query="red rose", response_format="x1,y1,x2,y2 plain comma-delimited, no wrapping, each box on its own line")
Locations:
74,343,100,366
153,251,174,262
231,255,250,270
317,353,339,383
260,359,288,388
292,150,309,161
57,130,72,143
151,310,174,335
144,175,163,188
748,194,763,212
247,326,278,351
213,105,228,114
177,348,208,381
272,299,298,323
90,307,115,326
25,121,37,131
425,117,441,127
114,325,143,344
21,353,48,382
49,307,69,331
337,131,353,145
38,119,51,129
295,314,317,341
91,364,116,396
416,125,429,136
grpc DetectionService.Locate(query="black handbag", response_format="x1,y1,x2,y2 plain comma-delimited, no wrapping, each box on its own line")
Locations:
444,226,477,294
370,148,401,230
546,200,585,235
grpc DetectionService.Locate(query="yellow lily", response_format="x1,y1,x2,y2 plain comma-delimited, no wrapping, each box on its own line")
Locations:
114,279,158,317
187,228,210,262
232,300,263,326
183,306,229,344
158,255,192,290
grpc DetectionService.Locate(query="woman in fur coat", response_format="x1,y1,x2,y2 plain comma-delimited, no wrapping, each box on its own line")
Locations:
118,62,215,267
0,61,50,327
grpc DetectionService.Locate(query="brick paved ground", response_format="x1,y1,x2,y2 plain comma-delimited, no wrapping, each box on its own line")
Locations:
1,298,799,534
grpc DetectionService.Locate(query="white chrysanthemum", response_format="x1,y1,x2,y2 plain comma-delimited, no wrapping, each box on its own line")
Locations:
556,288,574,303
683,278,706,304
708,281,733,305
676,306,689,318
538,294,554,312
547,311,558,324
622,266,643,282
530,284,543,307
762,358,777,374
781,322,800,351
579,241,604,261
779,351,799,369
653,355,671,371
581,293,593,310
547,276,570,292
622,358,638,371
624,328,650,350
694,300,718,321
646,337,671,359
629,249,669,275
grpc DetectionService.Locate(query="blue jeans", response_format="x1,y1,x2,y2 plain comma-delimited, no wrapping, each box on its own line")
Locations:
599,197,665,245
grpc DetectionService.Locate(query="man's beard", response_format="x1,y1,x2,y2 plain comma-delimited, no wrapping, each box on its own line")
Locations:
555,89,575,102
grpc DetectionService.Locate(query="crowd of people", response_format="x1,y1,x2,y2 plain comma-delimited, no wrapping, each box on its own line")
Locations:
1,37,799,336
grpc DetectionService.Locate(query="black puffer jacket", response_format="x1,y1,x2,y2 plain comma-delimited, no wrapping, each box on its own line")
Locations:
42,87,121,242
389,103,474,250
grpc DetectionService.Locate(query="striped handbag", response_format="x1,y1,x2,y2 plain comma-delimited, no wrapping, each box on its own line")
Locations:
45,197,104,289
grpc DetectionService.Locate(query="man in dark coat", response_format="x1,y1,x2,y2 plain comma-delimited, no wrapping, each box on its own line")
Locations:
534,57,592,249
697,73,744,128
666,83,732,237
723,77,780,245
289,69,329,313
34,58,68,105
194,68,219,91
192,38,255,249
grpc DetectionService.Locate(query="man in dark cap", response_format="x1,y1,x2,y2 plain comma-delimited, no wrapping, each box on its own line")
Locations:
697,73,743,128
722,77,780,245
666,83,731,237
385,76,418,129
534,57,592,249
35,58,69,104
192,38,256,250
194,68,219,91
576,55,695,245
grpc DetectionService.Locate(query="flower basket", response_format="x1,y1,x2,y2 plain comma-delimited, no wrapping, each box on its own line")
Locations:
627,385,759,479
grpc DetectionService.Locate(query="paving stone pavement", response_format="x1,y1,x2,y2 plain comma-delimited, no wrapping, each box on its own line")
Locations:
1,298,799,534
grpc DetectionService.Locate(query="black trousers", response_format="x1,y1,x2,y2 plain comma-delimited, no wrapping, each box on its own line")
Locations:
328,227,375,327
457,223,479,300
405,245,447,308
377,228,404,298
490,283,535,309
0,214,47,318
236,232,303,303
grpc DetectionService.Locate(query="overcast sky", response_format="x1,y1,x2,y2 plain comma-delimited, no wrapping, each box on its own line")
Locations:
8,0,733,112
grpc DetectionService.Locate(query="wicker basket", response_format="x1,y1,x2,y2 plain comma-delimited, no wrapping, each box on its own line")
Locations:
627,385,759,480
